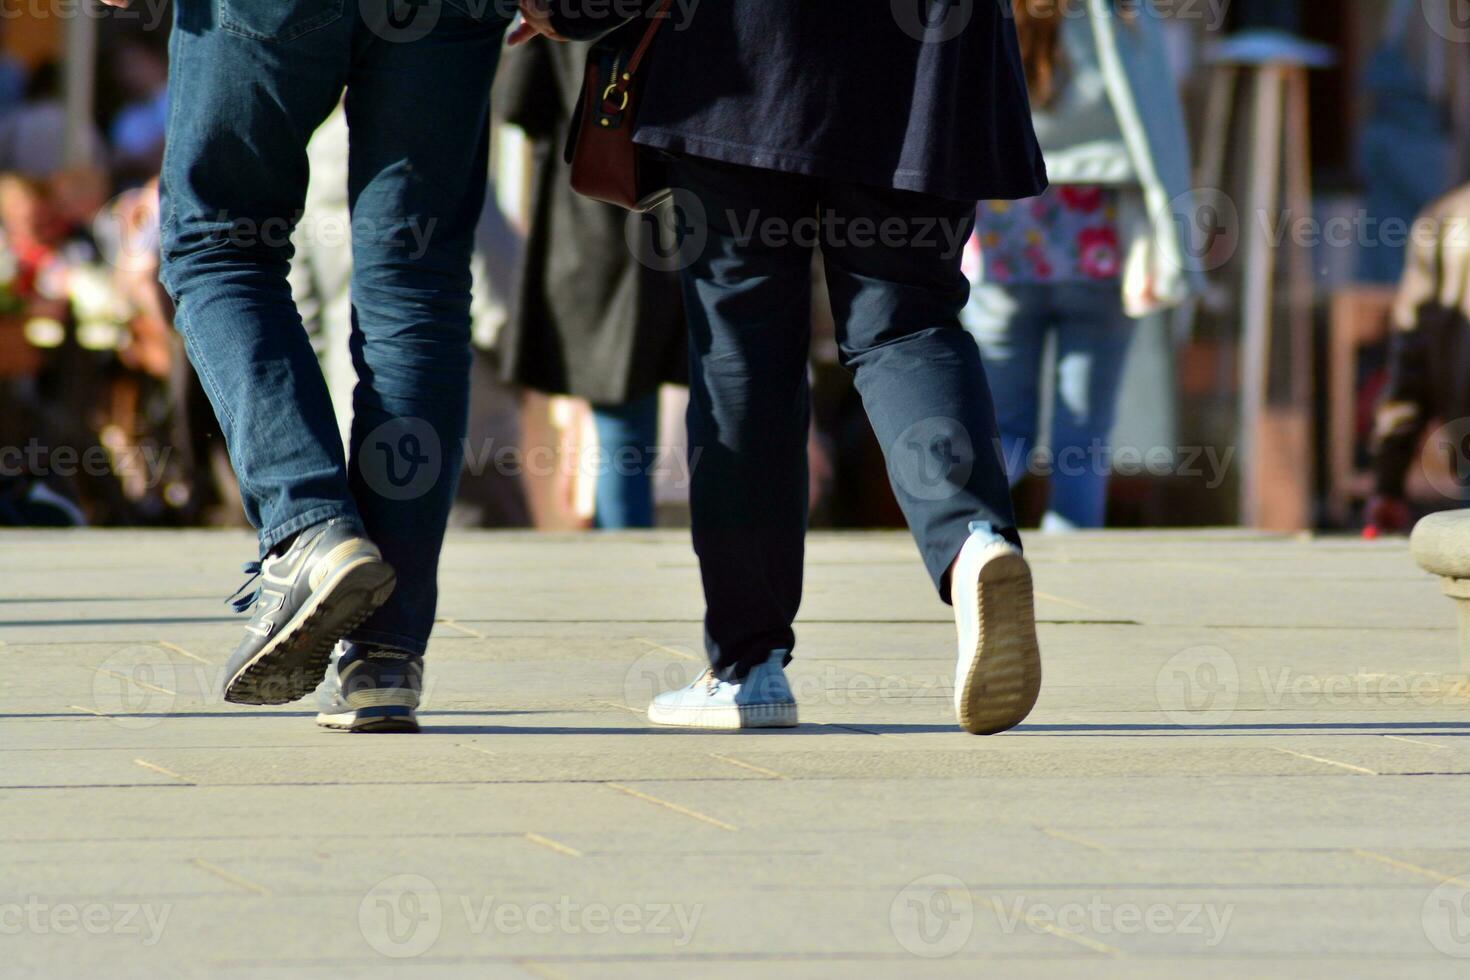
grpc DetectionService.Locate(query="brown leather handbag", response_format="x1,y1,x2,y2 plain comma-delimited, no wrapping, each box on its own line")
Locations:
565,0,675,212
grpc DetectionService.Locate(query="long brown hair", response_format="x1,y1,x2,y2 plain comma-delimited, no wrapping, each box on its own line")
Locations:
1012,0,1064,107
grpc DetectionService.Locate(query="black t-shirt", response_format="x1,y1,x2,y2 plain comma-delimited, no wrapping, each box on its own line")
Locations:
565,0,1048,202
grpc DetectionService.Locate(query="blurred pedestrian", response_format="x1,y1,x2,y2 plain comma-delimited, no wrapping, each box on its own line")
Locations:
963,0,1199,531
0,64,106,178
107,36,170,186
495,34,686,530
1367,184,1470,533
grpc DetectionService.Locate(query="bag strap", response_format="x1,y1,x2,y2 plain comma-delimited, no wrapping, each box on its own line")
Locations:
625,0,675,79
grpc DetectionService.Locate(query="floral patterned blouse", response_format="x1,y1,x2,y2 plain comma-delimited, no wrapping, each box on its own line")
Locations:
968,185,1122,285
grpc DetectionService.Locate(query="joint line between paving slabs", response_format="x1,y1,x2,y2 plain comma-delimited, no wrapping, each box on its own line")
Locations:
188,857,272,896
987,895,1123,956
1041,827,1112,852
708,752,785,779
1032,590,1119,620
1272,747,1379,775
1352,849,1470,888
634,638,702,661
523,832,583,858
438,618,486,638
158,641,210,665
133,758,192,783
1382,735,1450,750
593,698,643,716
605,783,738,831
516,959,571,980
94,667,174,696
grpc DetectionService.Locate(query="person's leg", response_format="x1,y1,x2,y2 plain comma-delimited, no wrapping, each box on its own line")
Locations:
666,157,819,683
337,4,509,657
820,180,1040,734
591,391,660,529
1043,283,1134,531
962,283,1050,486
160,3,357,552
819,183,1019,596
160,4,396,706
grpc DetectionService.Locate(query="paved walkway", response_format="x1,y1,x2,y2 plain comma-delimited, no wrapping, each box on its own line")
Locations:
4,528,1470,977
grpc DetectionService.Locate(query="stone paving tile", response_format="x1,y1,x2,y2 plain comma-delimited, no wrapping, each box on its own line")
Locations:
3,529,1470,975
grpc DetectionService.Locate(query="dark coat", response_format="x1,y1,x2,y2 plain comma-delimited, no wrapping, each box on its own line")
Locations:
552,0,1048,202
494,37,686,405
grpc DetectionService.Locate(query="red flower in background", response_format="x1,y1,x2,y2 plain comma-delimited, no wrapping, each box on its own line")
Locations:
1057,185,1105,213
1078,227,1121,279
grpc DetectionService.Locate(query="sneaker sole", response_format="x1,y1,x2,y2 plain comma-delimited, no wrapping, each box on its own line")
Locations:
953,545,1042,735
224,558,397,706
317,709,420,734
646,701,798,729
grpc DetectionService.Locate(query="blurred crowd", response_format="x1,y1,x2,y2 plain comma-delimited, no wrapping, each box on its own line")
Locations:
0,34,181,527
3,2,1470,534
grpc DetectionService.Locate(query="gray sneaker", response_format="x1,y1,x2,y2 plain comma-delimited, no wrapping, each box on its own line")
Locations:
315,641,423,734
951,522,1042,734
647,650,798,729
222,519,396,705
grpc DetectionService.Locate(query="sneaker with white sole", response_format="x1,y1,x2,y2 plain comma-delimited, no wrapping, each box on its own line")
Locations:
951,522,1042,734
647,650,798,729
315,641,422,733
222,518,396,705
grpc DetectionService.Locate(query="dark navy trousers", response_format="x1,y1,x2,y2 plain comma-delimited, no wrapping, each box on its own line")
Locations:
662,157,1021,681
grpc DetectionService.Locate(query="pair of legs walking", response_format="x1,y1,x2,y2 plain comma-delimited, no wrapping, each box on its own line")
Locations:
163,6,1039,733
161,2,509,726
649,157,1042,733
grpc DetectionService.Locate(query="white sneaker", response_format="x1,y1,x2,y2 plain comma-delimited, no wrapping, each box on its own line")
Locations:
951,524,1042,734
647,650,799,729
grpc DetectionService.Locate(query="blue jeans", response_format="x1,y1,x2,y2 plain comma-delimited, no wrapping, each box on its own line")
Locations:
963,281,1134,530
159,0,509,654
591,393,659,530
666,157,1019,680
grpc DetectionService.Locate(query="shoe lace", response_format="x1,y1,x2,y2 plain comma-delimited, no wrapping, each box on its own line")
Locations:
226,560,263,614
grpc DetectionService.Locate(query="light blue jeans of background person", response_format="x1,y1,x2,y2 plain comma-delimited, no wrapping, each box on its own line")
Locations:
591,392,660,530
963,281,1134,530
